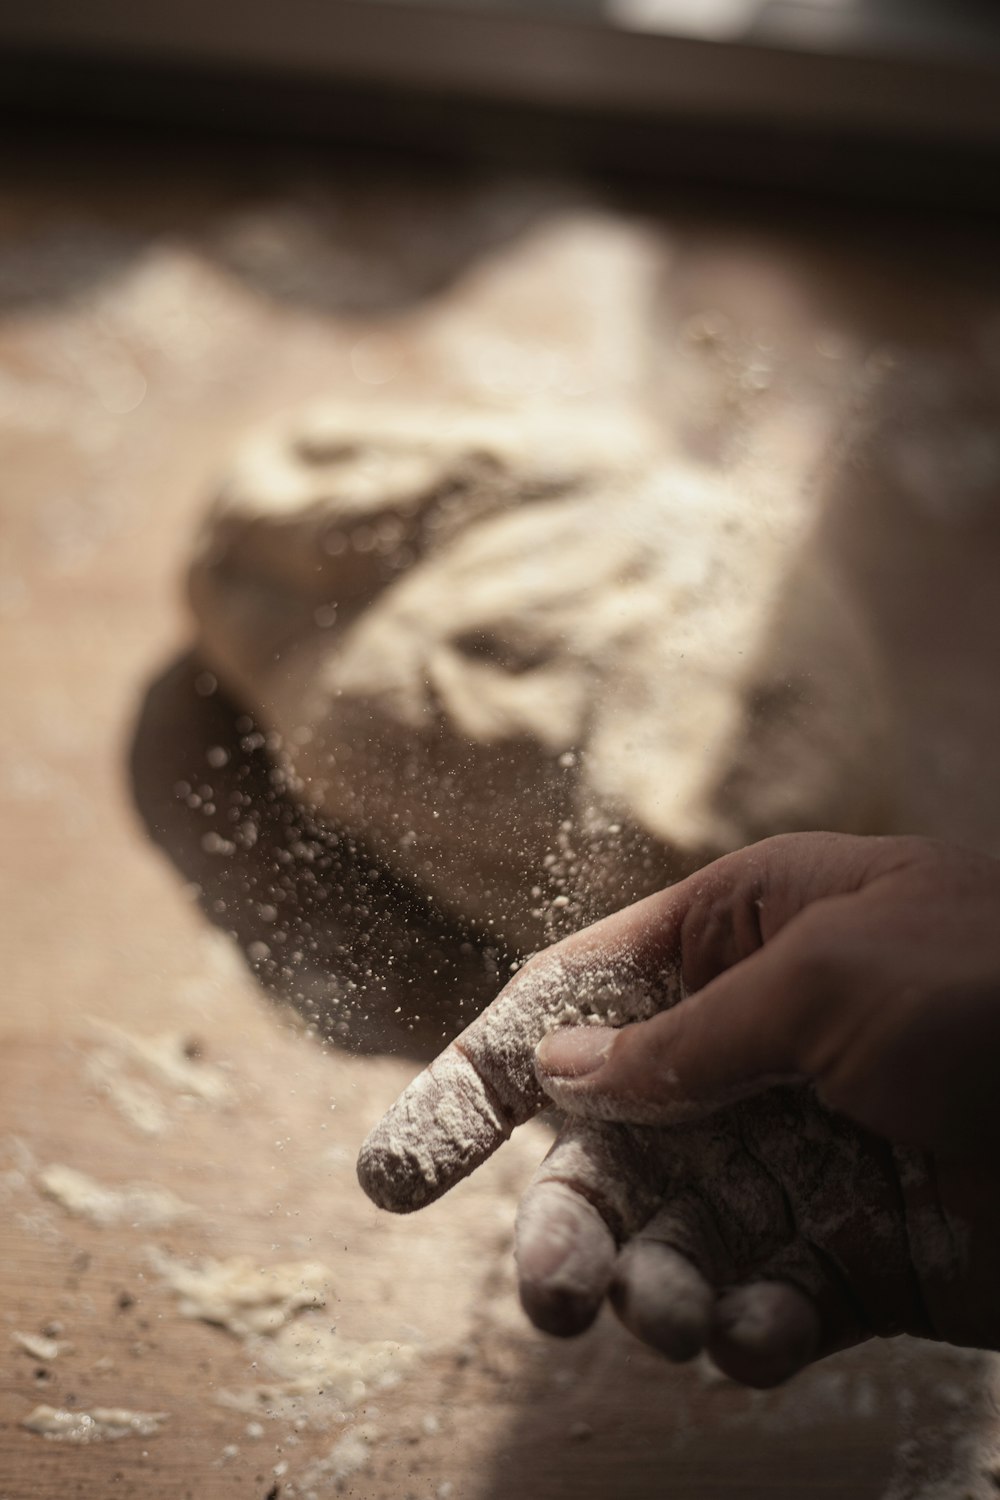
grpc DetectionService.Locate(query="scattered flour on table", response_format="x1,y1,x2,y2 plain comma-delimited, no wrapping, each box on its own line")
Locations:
882,1348,1000,1500
22,1405,169,1442
38,1163,193,1228
0,1135,37,1198
149,1250,417,1425
149,1250,329,1336
87,1022,234,1104
83,1046,168,1135
83,1021,234,1136
11,1330,71,1361
297,1423,379,1494
216,1321,417,1423
0,1138,60,1242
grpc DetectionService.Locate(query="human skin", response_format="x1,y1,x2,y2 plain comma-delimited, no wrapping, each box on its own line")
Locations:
358,833,1000,1386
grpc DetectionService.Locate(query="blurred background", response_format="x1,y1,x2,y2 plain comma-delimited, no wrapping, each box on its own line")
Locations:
1,4,1000,1498
2,0,1000,199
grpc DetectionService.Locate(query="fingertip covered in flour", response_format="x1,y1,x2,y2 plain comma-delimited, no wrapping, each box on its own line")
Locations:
356,1048,515,1213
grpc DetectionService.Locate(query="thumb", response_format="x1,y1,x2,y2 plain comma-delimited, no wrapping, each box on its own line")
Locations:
534,909,845,1125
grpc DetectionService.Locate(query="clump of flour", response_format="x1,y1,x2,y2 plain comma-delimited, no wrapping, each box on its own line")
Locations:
297,1422,380,1494
149,1250,330,1336
11,1330,71,1361
22,1405,169,1442
150,1250,416,1426
38,1164,193,1228
83,1021,233,1136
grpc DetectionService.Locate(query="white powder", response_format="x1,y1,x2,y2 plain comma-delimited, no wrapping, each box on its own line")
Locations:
359,1050,507,1210
83,1022,234,1136
22,1405,168,1442
216,1321,416,1425
11,1330,71,1361
88,1020,234,1103
38,1163,192,1228
877,1346,1000,1500
149,1250,330,1337
299,1423,379,1491
258,1321,414,1402
150,1247,418,1425
84,1048,168,1136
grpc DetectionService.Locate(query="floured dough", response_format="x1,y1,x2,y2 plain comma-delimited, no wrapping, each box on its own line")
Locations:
190,407,888,952
188,216,891,953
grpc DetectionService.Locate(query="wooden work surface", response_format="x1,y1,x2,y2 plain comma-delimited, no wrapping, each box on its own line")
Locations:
2,128,1000,1499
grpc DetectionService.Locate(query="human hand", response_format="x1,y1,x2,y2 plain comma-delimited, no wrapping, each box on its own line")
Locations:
357,834,1000,1384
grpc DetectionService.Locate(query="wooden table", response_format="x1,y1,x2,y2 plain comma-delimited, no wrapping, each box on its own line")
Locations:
2,127,1000,1499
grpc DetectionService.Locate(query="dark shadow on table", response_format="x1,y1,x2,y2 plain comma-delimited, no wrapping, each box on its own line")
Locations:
464,1311,1000,1499
129,650,509,1062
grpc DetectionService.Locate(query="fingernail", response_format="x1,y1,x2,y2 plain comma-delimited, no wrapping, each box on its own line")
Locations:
535,1026,615,1079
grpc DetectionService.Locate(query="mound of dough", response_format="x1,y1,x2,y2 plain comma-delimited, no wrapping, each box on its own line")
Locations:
188,400,890,954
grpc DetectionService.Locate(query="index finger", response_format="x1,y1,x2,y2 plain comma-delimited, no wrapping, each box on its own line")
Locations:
356,832,890,1212
356,891,685,1212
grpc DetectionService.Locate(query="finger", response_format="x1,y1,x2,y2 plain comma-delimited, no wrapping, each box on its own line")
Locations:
517,1183,616,1338
610,1196,724,1362
359,832,887,1211
356,1043,525,1213
707,1241,867,1389
734,1089,929,1344
358,903,684,1212
708,1282,820,1389
608,1104,804,1366
533,907,855,1126
515,1119,662,1337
